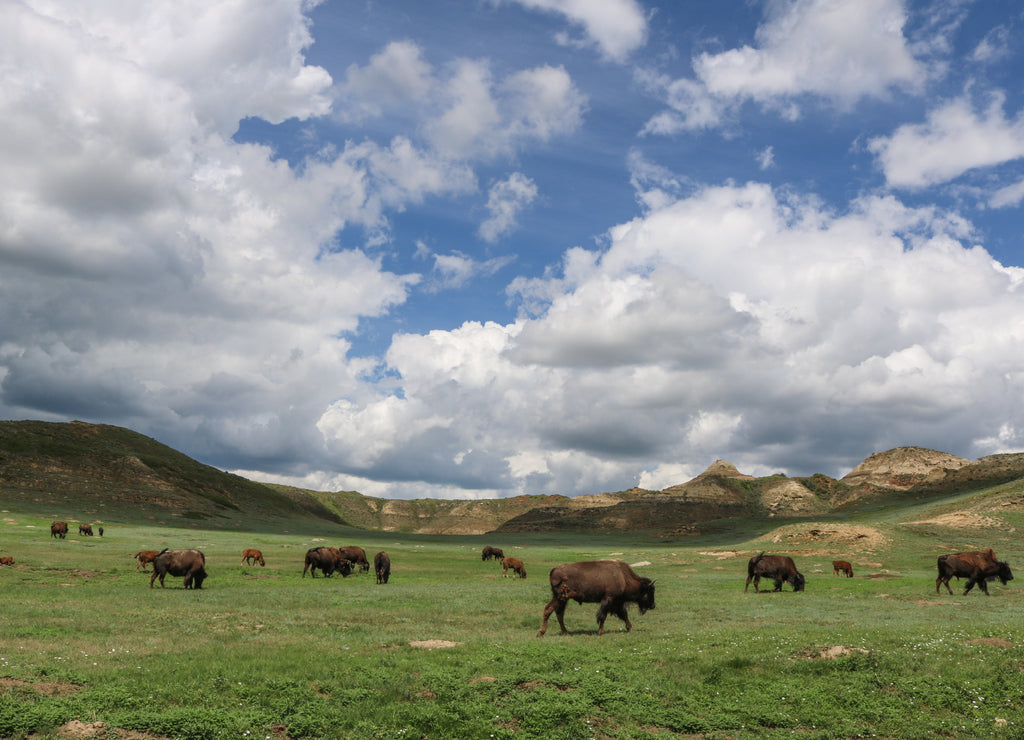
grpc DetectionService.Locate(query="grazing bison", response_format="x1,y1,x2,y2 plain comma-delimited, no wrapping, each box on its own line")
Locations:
78,524,93,536
150,549,207,589
482,545,504,562
0,557,13,566
833,560,854,577
50,521,68,539
538,560,656,636
936,549,1014,596
502,557,527,579
135,550,160,572
745,553,805,593
241,548,265,566
374,551,391,584
98,526,104,537
337,545,370,573
302,547,352,578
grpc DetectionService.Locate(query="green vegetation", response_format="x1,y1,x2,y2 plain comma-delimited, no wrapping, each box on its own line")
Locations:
1,490,1022,740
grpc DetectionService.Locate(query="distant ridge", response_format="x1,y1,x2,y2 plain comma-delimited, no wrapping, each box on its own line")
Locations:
3,421,1024,535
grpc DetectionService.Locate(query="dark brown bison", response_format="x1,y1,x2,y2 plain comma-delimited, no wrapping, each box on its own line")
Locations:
539,560,656,636
51,521,68,539
337,545,369,573
241,548,265,566
832,560,853,577
135,550,160,572
374,551,391,584
302,547,352,578
482,545,504,561
745,553,805,593
150,549,207,589
0,557,13,566
78,524,93,536
502,557,527,579
97,526,104,537
936,549,1014,596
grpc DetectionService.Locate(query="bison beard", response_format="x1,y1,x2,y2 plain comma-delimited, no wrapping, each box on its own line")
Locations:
538,560,655,636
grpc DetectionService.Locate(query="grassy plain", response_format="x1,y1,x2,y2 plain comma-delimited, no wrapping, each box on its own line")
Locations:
0,496,1023,740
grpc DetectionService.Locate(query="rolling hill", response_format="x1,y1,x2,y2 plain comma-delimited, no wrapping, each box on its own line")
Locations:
3,419,1024,535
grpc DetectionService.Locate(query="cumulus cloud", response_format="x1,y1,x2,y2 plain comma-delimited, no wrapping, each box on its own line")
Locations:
479,173,539,242
642,0,927,132
499,0,648,62
869,92,1024,188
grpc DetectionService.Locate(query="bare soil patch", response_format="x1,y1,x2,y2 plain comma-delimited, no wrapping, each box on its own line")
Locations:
803,646,870,660
902,512,1002,529
0,677,81,696
408,639,461,649
969,638,1013,648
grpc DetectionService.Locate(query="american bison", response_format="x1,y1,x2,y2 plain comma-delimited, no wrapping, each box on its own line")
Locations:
338,545,370,573
0,557,13,566
833,560,853,577
302,547,352,578
50,521,68,539
482,545,504,562
98,526,104,537
539,560,656,636
135,550,160,572
936,549,1014,596
241,548,265,566
150,549,207,589
502,557,527,579
78,524,93,536
374,551,391,584
745,552,805,593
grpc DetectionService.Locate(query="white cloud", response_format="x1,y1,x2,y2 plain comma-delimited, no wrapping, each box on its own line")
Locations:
869,92,1024,188
989,178,1024,209
479,172,539,242
500,0,648,62
757,146,775,170
643,0,926,132
335,40,434,121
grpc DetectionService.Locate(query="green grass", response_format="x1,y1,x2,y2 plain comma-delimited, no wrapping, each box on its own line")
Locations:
0,508,1022,740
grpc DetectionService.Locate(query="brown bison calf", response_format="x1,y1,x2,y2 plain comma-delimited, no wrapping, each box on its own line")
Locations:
482,545,504,561
51,521,68,539
502,557,527,578
241,548,265,566
832,560,853,577
0,557,13,566
135,550,160,572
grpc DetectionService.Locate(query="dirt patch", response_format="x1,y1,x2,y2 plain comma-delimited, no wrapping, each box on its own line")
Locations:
0,677,81,696
50,721,168,740
469,676,496,685
408,640,461,650
902,512,1002,529
969,638,1013,648
778,525,888,549
804,646,870,660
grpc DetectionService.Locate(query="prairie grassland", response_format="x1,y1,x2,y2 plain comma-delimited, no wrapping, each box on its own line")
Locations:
0,509,1022,740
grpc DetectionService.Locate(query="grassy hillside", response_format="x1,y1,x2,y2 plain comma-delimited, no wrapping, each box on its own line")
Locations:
0,420,345,532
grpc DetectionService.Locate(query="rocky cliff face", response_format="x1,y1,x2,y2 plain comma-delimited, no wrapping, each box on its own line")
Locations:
840,447,970,489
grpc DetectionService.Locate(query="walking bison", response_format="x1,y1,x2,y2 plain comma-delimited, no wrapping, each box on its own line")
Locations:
745,553,805,593
502,557,527,579
538,560,656,636
50,521,68,539
241,548,265,566
374,551,391,584
936,549,1014,596
150,549,207,589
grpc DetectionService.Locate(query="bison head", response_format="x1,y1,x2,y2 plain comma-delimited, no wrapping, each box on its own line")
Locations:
791,572,806,592
637,579,656,615
996,561,1014,585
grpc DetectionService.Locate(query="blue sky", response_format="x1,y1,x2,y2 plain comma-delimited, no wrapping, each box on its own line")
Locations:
3,0,1024,499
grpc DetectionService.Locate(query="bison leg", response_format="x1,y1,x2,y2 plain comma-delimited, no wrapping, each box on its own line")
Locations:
612,603,632,633
744,575,755,592
539,598,567,636
773,577,783,592
936,576,952,595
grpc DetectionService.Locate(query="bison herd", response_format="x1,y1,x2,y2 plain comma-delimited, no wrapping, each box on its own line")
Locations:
34,524,1016,636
